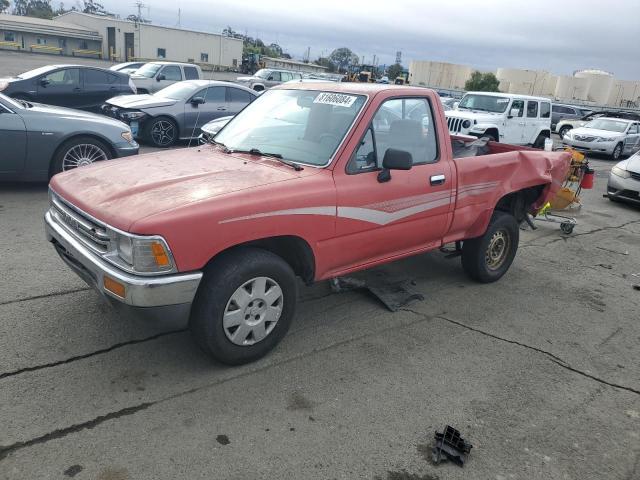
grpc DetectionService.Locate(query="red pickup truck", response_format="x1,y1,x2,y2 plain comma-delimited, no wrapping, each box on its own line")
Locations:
46,84,570,365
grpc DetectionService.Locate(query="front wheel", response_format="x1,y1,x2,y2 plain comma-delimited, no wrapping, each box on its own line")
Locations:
533,133,548,149
461,211,519,283
611,143,623,161
51,136,111,176
559,126,571,139
189,248,298,365
145,117,178,148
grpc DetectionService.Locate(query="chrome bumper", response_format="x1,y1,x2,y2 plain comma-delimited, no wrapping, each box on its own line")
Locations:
562,138,615,154
45,210,202,309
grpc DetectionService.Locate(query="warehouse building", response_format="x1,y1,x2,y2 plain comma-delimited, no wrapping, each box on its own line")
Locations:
0,13,101,56
53,12,243,68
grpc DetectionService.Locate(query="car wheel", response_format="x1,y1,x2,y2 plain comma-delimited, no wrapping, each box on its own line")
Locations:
559,126,571,139
146,117,178,148
611,143,623,160
461,211,519,283
532,133,547,149
189,247,298,365
253,85,264,92
51,136,111,176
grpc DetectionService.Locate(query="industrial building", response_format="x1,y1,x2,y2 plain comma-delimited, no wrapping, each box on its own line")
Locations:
52,12,243,67
408,60,472,90
0,13,101,56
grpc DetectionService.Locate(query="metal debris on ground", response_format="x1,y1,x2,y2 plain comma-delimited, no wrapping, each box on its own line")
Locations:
633,284,640,291
432,425,473,467
330,276,424,312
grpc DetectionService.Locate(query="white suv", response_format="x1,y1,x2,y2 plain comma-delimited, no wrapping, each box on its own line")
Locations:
130,62,203,94
445,92,552,147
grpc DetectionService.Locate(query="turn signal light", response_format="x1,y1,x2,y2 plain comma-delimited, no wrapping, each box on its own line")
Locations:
150,241,170,266
104,276,126,298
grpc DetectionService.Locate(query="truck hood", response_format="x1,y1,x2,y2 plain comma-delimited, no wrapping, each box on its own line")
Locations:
446,110,503,124
49,146,318,232
106,94,176,109
570,127,623,138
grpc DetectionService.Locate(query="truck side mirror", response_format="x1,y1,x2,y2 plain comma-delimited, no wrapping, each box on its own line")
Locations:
378,148,413,183
509,108,519,118
157,74,166,81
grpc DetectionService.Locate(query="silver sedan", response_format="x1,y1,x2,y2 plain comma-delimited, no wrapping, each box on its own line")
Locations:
563,118,640,160
102,80,257,147
607,150,640,206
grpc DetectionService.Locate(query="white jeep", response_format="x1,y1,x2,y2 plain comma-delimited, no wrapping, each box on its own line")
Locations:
446,92,552,147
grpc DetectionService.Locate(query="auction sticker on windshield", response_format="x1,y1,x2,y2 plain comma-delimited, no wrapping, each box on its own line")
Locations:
314,92,358,108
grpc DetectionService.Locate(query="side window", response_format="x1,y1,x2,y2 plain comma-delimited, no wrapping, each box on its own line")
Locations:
280,72,292,82
540,102,551,118
161,66,182,81
629,124,639,134
510,100,524,117
269,71,281,81
349,97,438,173
526,101,538,118
84,69,109,85
184,66,199,80
42,68,80,87
228,87,252,104
203,87,225,103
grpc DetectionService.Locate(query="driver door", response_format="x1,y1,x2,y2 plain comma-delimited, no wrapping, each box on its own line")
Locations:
329,97,452,274
156,65,182,91
36,68,82,107
503,99,525,144
624,123,640,155
183,86,227,137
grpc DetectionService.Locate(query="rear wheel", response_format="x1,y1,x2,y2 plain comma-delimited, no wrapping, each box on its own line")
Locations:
611,143,623,160
145,116,178,148
51,136,111,176
189,248,298,365
461,211,519,283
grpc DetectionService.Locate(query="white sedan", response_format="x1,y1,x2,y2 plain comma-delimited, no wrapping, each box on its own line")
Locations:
563,118,640,160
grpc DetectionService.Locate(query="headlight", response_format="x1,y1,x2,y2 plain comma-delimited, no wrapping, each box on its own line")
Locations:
462,120,471,129
596,137,615,142
111,232,175,273
611,166,631,179
121,131,134,143
121,111,146,120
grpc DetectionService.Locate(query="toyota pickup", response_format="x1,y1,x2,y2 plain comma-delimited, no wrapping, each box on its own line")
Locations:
45,84,570,365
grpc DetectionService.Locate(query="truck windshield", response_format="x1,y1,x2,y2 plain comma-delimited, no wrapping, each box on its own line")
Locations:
136,64,162,78
254,69,271,79
215,89,367,167
155,82,201,100
584,119,628,132
458,94,511,113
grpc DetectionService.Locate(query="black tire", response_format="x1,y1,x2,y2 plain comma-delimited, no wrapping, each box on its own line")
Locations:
611,143,623,161
532,133,547,149
461,211,519,283
558,126,571,139
189,247,298,365
253,85,265,92
483,131,498,142
145,116,178,148
51,136,112,177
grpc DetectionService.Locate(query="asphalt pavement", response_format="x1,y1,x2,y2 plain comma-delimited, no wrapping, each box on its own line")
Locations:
1,146,639,480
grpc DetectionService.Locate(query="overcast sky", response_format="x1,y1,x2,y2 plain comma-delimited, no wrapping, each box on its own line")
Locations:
100,0,639,79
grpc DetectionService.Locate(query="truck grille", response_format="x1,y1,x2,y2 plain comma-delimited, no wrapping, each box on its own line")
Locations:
574,135,595,142
50,195,111,254
446,116,464,133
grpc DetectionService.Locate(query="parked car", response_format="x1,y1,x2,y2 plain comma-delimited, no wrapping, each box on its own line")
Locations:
0,92,137,181
555,110,640,139
236,69,303,91
45,84,570,365
445,92,552,147
102,80,257,147
551,104,593,129
130,62,203,94
200,115,234,142
0,65,136,111
439,96,458,111
109,62,146,75
607,150,640,205
562,118,640,160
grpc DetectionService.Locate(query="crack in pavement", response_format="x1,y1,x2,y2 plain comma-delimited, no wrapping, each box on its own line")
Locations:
522,219,640,249
403,308,640,396
0,287,92,307
0,310,433,462
0,329,187,380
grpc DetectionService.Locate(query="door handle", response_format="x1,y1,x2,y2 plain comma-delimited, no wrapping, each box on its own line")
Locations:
430,174,446,186
73,87,82,92
217,107,227,111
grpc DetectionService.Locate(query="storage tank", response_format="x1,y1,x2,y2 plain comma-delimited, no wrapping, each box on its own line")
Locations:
496,68,554,96
555,76,589,101
408,60,472,89
574,69,615,105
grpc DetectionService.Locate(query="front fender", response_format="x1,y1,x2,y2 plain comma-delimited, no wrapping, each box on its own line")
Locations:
469,123,500,135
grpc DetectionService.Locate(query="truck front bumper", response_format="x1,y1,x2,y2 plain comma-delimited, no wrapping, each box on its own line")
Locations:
45,210,202,322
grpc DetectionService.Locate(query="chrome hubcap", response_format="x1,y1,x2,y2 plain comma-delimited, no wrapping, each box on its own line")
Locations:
223,277,283,346
62,144,107,171
151,120,175,146
613,146,621,159
485,230,510,271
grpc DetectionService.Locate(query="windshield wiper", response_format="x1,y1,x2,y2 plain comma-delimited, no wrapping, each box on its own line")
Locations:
228,148,303,171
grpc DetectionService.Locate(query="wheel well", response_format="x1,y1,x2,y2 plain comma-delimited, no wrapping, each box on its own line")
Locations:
539,129,550,138
49,134,116,177
208,236,316,284
253,85,265,91
484,128,499,141
495,185,546,222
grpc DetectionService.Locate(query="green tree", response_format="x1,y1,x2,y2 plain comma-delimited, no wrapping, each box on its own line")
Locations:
314,57,336,73
387,63,403,80
13,0,29,15
0,0,10,13
464,71,500,92
329,47,358,73
13,0,54,18
82,0,109,15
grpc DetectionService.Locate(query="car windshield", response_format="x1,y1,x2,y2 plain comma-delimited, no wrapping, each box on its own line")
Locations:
458,94,511,113
155,82,202,100
254,69,271,79
136,64,162,78
17,66,57,79
215,89,367,166
585,119,628,132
